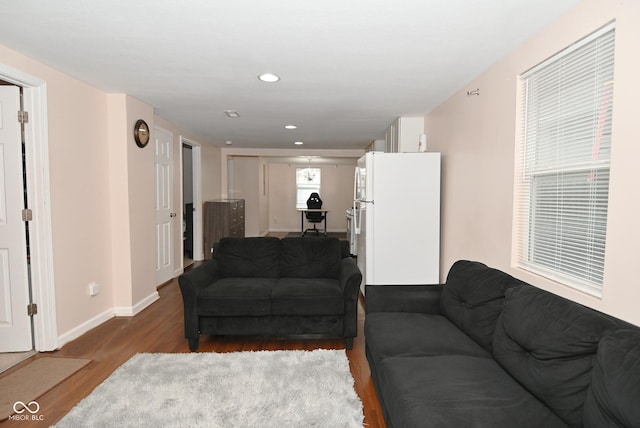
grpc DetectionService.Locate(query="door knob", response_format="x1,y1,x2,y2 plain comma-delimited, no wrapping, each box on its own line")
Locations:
170,212,177,218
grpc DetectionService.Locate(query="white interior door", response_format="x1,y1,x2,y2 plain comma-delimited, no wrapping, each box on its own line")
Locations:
0,86,32,352
155,127,174,285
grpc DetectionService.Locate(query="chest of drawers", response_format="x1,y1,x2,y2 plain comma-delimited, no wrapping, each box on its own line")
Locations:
203,199,245,259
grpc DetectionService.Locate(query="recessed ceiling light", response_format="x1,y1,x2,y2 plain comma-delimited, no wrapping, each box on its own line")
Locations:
284,125,297,130
224,110,240,118
294,141,304,145
258,73,280,83
225,140,233,145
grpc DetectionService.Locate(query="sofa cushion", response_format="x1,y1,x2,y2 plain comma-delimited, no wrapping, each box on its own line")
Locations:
279,237,341,279
365,312,490,365
196,278,278,316
271,278,343,315
216,237,280,279
378,355,566,428
440,260,521,353
583,329,640,428
493,285,619,427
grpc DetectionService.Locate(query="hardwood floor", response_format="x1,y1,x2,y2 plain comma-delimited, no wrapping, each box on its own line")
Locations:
1,272,385,427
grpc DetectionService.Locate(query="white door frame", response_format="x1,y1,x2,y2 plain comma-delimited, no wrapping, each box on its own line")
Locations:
180,136,203,261
0,63,58,351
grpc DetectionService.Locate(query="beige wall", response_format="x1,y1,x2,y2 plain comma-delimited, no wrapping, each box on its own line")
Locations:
48,63,113,335
426,0,640,326
227,156,273,237
259,158,269,234
107,94,132,313
219,148,363,235
268,162,356,233
0,43,221,347
0,43,119,339
229,157,262,236
225,156,357,235
201,144,222,202
124,96,157,305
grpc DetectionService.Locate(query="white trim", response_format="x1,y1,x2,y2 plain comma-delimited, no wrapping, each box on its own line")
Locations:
57,309,114,349
523,21,616,76
0,63,58,351
113,291,160,317
180,136,204,261
57,291,159,348
514,25,614,295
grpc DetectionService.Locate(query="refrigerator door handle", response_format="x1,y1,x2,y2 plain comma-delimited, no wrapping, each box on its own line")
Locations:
353,199,373,235
353,166,358,201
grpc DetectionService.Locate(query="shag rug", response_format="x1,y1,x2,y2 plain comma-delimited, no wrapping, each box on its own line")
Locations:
54,350,363,427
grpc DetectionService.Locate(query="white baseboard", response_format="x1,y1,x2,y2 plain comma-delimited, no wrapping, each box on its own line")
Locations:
57,308,115,349
57,291,160,349
114,291,160,317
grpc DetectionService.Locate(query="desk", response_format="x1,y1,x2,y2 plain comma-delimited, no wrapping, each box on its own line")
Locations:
298,209,329,236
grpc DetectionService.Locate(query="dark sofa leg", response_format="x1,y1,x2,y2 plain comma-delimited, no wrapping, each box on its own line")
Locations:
345,338,354,350
188,337,199,351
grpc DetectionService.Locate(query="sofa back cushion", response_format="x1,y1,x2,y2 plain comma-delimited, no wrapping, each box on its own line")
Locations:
216,237,280,278
440,260,520,353
279,237,341,279
583,329,640,428
493,285,619,427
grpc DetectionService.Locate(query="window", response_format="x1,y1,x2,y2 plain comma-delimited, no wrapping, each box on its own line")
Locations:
296,167,321,209
513,24,615,297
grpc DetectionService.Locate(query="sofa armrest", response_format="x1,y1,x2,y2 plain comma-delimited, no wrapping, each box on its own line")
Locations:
365,284,443,315
339,257,363,340
178,260,219,339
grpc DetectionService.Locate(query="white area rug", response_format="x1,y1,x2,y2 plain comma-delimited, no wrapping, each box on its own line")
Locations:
54,350,363,428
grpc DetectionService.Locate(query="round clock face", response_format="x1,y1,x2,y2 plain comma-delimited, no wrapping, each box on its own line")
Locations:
134,119,150,148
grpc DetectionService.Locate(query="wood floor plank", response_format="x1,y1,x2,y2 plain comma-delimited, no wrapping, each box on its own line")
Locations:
1,275,385,427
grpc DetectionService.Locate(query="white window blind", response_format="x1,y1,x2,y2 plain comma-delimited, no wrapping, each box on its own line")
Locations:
514,24,615,297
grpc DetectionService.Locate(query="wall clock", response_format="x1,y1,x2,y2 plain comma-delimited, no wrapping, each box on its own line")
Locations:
134,119,150,148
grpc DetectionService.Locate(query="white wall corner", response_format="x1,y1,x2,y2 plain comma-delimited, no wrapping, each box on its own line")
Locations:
113,291,160,317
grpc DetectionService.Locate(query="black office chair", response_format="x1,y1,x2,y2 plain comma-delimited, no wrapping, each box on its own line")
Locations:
304,192,326,236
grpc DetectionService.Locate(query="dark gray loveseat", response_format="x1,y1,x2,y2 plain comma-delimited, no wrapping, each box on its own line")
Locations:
179,236,362,351
365,260,640,427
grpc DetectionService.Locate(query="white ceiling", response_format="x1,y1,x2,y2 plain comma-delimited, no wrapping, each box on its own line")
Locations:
0,0,580,150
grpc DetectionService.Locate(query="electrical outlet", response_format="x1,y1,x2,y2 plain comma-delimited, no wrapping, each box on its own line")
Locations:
88,282,100,296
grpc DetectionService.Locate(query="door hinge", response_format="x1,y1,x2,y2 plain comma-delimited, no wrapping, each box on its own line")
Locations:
22,209,33,222
27,303,38,316
18,110,29,124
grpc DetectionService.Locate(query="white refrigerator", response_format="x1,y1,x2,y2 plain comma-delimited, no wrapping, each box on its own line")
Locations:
353,152,441,294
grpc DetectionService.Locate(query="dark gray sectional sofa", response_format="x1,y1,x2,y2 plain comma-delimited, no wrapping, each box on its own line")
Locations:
365,260,640,428
179,236,362,351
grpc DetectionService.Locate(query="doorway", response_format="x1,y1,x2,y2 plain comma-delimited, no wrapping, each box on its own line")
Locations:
180,137,203,264
182,144,194,267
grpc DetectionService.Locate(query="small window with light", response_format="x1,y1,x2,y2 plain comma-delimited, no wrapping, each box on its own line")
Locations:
296,167,321,209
